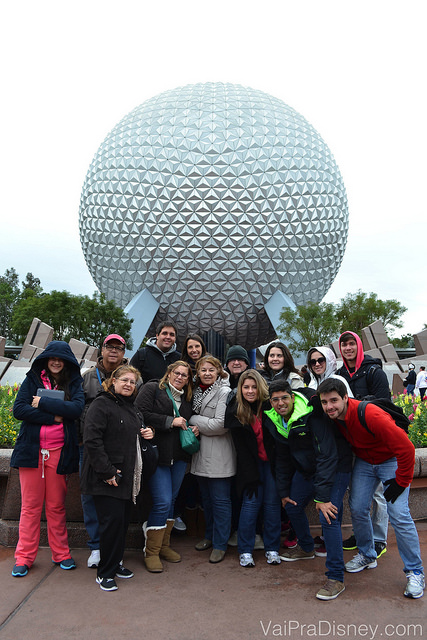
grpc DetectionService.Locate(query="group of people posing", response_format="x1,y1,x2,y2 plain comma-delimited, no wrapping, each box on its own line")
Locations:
10,322,424,601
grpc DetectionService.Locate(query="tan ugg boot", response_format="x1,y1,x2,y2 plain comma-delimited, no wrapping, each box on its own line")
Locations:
159,519,181,562
143,522,166,573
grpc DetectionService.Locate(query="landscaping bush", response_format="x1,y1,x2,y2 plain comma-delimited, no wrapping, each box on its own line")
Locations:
0,384,20,447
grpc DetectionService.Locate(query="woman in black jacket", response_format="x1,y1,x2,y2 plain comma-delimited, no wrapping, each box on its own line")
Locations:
225,370,282,568
135,360,196,572
11,341,84,577
81,364,153,591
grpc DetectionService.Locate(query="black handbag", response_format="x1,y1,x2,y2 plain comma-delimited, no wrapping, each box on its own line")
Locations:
141,440,159,479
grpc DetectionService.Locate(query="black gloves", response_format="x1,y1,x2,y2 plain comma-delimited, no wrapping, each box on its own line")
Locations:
383,478,405,503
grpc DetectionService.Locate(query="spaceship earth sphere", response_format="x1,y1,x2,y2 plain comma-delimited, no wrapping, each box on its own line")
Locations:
79,82,348,348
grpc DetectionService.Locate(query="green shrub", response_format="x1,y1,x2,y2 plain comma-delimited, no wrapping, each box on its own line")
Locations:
0,384,20,447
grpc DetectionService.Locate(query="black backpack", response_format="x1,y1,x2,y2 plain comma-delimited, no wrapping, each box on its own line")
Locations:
357,399,410,434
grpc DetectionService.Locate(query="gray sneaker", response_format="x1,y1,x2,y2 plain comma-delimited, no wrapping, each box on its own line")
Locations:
280,545,315,561
316,579,345,601
404,571,425,598
345,552,377,573
265,551,281,565
239,553,255,567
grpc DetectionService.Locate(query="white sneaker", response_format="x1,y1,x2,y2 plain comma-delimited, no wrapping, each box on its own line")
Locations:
240,553,255,567
404,570,425,598
265,551,281,565
173,516,187,532
254,534,264,550
87,549,100,568
345,552,377,573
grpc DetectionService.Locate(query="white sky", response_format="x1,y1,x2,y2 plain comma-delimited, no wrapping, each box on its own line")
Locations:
2,0,426,337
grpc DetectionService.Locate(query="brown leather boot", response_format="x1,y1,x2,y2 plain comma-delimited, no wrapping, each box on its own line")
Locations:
143,523,166,572
159,519,181,562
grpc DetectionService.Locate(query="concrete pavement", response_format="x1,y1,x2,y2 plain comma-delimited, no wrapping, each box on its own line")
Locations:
0,524,426,640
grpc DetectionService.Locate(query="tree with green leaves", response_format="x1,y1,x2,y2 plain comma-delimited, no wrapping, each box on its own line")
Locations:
335,290,407,335
11,290,133,349
390,333,415,349
277,301,340,356
0,268,20,340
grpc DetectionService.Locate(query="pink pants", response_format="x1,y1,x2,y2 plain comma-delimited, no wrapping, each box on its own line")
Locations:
15,448,71,567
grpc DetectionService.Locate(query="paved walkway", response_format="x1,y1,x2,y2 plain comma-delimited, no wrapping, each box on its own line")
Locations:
0,524,426,640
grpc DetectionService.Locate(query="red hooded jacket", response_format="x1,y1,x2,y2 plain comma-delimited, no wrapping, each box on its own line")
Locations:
336,398,415,487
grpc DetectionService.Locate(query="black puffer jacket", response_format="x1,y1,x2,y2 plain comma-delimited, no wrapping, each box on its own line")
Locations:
80,390,143,500
338,354,390,400
135,381,192,466
11,341,83,474
130,339,181,383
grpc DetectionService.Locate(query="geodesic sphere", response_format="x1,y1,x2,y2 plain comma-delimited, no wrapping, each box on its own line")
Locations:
79,82,348,348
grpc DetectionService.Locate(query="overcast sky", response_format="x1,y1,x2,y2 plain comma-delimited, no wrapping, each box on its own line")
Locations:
2,0,426,338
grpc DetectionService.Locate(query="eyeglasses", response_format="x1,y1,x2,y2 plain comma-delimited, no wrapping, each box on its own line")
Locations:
270,394,292,403
172,371,188,379
115,378,136,386
104,344,125,352
309,357,326,366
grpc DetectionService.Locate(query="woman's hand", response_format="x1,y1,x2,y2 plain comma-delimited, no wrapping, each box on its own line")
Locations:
140,427,154,440
190,425,200,437
172,416,188,429
31,396,41,408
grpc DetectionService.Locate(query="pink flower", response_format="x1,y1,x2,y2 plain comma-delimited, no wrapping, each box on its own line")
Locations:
408,413,415,421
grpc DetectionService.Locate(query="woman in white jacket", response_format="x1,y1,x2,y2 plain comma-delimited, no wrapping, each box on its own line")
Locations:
189,356,235,563
307,346,352,397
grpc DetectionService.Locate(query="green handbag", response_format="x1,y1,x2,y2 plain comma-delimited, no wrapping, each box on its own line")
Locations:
165,386,200,454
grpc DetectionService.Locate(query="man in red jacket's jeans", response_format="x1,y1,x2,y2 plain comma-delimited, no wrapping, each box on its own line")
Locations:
318,377,424,599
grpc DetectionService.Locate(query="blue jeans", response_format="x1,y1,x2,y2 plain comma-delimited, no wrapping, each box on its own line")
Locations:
350,457,423,573
197,476,232,551
79,445,100,550
147,461,187,527
238,460,281,554
318,472,351,582
285,470,315,552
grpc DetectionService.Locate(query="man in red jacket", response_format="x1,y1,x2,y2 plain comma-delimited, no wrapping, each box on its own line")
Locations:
317,378,424,599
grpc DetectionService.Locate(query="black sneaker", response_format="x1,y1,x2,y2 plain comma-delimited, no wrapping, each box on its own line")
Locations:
116,565,134,579
96,576,118,591
375,542,387,558
342,534,357,550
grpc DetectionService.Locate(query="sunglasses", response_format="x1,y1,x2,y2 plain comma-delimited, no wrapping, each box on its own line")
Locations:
310,356,326,366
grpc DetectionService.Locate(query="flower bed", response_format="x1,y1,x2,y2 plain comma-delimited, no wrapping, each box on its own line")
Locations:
1,384,426,449
0,384,20,447
393,393,427,449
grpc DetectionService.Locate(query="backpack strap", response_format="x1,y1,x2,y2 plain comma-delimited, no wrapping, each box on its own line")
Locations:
357,400,375,436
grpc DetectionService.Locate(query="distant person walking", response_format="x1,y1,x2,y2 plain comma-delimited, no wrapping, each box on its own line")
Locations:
416,366,427,401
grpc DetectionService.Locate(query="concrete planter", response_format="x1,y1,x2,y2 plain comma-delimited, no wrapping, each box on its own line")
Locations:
1,448,427,548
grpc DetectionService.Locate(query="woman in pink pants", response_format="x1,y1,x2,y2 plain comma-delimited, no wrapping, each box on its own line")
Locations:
11,341,84,577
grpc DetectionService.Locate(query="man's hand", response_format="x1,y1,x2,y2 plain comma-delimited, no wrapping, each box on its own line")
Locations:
281,496,297,508
315,501,338,525
383,478,405,503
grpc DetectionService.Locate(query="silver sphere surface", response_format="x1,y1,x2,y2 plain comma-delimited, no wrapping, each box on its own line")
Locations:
79,82,348,348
